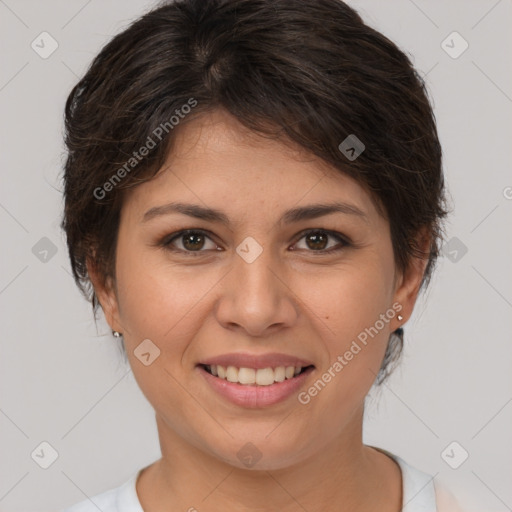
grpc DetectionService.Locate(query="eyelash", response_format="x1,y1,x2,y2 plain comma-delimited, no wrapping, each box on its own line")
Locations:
158,228,351,257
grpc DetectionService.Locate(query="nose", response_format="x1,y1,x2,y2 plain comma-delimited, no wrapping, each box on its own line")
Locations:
214,241,299,337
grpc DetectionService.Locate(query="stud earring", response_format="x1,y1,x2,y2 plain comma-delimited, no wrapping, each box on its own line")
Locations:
112,330,122,338
397,314,403,322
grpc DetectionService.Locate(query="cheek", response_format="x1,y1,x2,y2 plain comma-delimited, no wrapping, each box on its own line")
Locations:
307,257,394,337
303,255,395,381
294,266,395,429
113,251,208,422
114,248,221,348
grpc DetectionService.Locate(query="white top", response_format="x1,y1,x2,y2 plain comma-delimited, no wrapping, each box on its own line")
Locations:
61,449,463,512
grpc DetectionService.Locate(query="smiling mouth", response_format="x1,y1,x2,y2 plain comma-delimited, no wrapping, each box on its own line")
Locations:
200,364,314,386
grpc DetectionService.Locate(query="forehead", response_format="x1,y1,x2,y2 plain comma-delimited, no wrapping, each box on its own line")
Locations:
121,109,383,228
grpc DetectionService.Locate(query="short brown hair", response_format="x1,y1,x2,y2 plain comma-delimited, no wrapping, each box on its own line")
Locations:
61,0,449,384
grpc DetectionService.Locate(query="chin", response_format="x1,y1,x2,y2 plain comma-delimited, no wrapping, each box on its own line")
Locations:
205,429,314,472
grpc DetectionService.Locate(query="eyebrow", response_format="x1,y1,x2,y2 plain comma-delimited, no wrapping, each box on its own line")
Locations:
141,201,368,225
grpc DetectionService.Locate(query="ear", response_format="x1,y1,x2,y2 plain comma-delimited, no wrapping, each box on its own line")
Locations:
391,227,431,328
86,258,123,333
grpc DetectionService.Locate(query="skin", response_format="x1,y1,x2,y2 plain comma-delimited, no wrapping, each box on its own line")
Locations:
89,109,429,512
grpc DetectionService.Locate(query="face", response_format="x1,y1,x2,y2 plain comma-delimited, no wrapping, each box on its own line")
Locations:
92,109,425,470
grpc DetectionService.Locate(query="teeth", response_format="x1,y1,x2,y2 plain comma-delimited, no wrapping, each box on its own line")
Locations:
238,367,256,384
206,365,305,385
274,366,286,382
226,366,239,383
256,367,275,386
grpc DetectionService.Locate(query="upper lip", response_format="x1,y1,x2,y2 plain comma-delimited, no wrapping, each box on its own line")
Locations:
199,352,314,370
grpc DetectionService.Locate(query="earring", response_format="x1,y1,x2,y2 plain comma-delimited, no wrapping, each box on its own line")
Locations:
112,330,122,338
397,314,403,322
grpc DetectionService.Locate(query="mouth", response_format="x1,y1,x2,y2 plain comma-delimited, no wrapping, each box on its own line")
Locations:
200,363,314,386
196,358,315,408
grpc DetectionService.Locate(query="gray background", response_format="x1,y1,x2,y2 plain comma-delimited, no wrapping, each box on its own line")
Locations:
0,0,511,510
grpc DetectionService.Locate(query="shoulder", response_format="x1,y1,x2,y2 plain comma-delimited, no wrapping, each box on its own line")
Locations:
60,487,118,512
60,470,143,512
396,454,466,512
434,480,466,512
369,446,466,512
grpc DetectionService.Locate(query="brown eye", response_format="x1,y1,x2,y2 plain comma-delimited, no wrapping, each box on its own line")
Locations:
182,232,206,251
305,231,329,250
293,229,349,253
164,229,218,254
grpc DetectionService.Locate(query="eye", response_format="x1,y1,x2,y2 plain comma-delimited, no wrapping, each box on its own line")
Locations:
162,229,219,255
292,229,350,254
159,228,350,256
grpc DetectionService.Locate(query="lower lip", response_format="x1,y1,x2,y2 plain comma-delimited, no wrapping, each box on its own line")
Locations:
197,365,314,408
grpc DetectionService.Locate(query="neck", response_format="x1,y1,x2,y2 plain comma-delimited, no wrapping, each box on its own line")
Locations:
137,406,402,512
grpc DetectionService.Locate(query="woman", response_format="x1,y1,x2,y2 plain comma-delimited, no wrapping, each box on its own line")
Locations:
60,0,462,510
